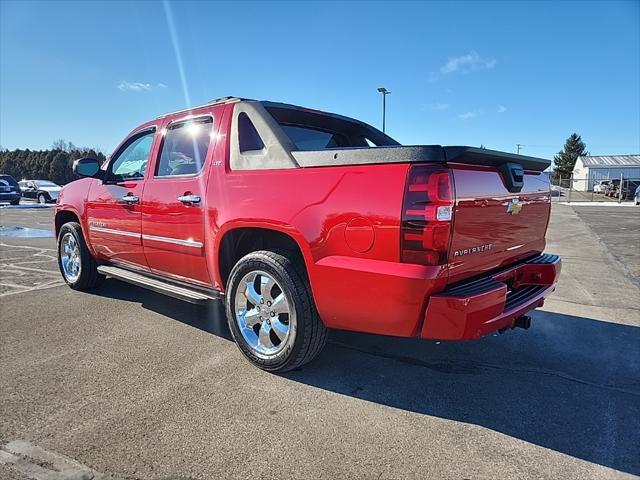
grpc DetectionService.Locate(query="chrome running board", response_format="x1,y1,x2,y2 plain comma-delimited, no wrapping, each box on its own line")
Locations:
97,265,221,305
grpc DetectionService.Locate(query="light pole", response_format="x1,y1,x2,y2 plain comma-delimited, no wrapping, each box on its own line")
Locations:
377,87,390,133
516,143,525,154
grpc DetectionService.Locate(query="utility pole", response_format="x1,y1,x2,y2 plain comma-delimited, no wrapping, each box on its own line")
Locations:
516,144,525,155
377,87,390,133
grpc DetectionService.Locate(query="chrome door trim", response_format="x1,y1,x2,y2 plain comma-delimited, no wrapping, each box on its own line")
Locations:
90,226,141,239
142,233,203,248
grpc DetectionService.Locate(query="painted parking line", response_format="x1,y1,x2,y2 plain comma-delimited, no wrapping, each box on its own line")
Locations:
557,201,637,207
0,242,63,296
0,440,125,480
0,226,54,238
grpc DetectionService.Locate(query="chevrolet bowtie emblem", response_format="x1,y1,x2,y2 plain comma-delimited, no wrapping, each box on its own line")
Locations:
507,198,523,215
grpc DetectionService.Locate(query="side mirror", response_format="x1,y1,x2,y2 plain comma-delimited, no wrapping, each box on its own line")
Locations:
73,158,102,178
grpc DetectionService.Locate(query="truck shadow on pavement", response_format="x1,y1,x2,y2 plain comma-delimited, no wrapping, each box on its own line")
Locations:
93,281,639,475
95,280,233,340
289,311,640,476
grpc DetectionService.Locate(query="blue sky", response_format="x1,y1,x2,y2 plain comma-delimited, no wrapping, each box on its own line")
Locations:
1,0,639,160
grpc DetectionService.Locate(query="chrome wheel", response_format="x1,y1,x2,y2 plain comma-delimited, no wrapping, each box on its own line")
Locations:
60,232,81,283
234,270,294,358
38,194,46,204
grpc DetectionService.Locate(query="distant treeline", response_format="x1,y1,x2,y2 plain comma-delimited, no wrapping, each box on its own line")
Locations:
0,140,106,185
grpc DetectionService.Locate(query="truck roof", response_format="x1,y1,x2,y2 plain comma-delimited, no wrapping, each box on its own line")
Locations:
154,96,551,173
156,97,380,131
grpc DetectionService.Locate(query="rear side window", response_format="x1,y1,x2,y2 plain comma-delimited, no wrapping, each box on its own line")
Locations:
280,125,350,151
156,118,213,177
238,113,265,152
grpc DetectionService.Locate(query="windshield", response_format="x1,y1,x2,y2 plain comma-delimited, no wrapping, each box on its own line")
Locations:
35,180,59,187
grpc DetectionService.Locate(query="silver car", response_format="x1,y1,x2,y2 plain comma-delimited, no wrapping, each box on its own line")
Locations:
18,179,62,204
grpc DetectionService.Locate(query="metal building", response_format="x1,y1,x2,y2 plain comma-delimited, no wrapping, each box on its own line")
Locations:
571,155,640,191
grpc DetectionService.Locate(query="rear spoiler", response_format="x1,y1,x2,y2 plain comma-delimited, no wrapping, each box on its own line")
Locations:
443,146,551,193
442,146,551,172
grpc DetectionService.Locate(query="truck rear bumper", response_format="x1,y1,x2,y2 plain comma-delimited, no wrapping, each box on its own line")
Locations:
421,253,561,340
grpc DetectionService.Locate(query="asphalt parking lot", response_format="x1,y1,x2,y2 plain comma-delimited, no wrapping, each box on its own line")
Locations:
573,206,640,282
1,203,639,479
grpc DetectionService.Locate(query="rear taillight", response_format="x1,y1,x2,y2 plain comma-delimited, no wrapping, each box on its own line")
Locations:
401,165,454,266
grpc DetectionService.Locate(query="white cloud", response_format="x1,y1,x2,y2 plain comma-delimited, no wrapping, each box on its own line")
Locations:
497,105,507,113
430,103,449,111
117,81,167,92
458,110,481,120
440,51,497,75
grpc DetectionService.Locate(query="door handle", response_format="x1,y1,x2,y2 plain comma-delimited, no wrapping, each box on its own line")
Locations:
178,194,201,205
120,194,139,205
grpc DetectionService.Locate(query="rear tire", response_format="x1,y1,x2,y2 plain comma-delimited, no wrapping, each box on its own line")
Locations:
225,250,328,372
38,193,47,204
57,222,105,290
10,199,19,205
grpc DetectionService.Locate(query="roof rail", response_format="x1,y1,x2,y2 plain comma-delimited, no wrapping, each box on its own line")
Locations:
156,96,242,119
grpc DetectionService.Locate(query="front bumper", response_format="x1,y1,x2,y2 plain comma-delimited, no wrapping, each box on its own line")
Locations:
44,191,59,202
421,253,561,340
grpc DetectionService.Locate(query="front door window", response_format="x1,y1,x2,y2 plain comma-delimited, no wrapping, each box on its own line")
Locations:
109,132,154,181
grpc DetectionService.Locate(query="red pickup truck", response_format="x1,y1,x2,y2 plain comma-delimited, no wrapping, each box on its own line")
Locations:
55,97,561,372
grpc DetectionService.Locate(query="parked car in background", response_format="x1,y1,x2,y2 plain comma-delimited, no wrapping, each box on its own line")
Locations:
635,185,640,205
54,96,561,372
18,179,62,204
605,179,621,197
606,179,639,200
0,174,21,205
619,179,640,201
593,180,610,193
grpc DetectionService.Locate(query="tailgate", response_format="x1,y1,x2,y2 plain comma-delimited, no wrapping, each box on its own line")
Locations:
447,165,551,284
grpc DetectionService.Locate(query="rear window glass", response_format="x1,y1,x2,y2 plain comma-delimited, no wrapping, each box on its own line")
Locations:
156,118,213,176
264,105,399,151
0,175,18,187
280,125,350,151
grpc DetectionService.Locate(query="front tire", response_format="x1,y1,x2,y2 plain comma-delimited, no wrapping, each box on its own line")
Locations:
10,199,19,205
57,222,104,290
225,250,328,372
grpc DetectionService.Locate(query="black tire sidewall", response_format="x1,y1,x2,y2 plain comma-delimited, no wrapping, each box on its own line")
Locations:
57,222,102,290
225,252,307,371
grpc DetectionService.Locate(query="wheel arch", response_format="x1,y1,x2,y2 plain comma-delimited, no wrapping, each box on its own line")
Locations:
216,225,313,290
54,208,90,246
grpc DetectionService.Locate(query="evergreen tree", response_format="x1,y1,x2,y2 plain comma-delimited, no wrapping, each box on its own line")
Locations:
1,141,108,184
552,133,588,180
48,152,69,185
